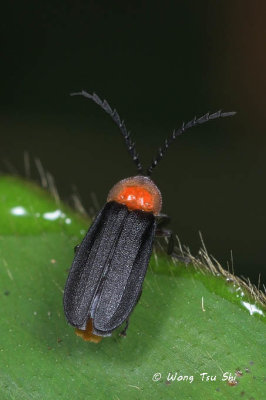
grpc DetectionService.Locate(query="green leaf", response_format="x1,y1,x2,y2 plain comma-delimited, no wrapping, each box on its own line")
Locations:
0,176,265,400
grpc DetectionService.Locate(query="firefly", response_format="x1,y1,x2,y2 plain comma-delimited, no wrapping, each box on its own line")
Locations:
63,91,235,342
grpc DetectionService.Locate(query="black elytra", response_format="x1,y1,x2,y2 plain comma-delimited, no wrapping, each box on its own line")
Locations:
63,91,236,340
64,201,155,336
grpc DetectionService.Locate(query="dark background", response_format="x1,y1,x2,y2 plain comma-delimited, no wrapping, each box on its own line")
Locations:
1,1,265,284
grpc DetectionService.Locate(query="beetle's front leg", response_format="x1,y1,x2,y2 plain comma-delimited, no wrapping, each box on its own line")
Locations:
155,213,174,255
155,214,191,263
156,213,171,229
156,228,175,255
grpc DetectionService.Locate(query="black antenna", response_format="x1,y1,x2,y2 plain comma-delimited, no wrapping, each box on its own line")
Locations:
71,91,144,174
146,110,236,176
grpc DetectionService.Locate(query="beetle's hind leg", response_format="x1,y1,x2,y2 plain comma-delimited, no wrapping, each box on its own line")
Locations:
119,319,130,337
74,244,80,253
119,290,143,337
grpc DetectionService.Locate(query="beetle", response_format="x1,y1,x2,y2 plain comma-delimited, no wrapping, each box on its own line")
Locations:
63,91,235,342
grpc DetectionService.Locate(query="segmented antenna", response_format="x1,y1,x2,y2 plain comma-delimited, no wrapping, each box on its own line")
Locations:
71,91,144,174
146,110,236,175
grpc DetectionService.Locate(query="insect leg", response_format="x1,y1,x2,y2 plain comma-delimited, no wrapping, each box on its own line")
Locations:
155,214,174,255
74,244,80,253
155,216,191,263
156,228,175,255
156,213,171,229
119,319,130,337
119,289,143,337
